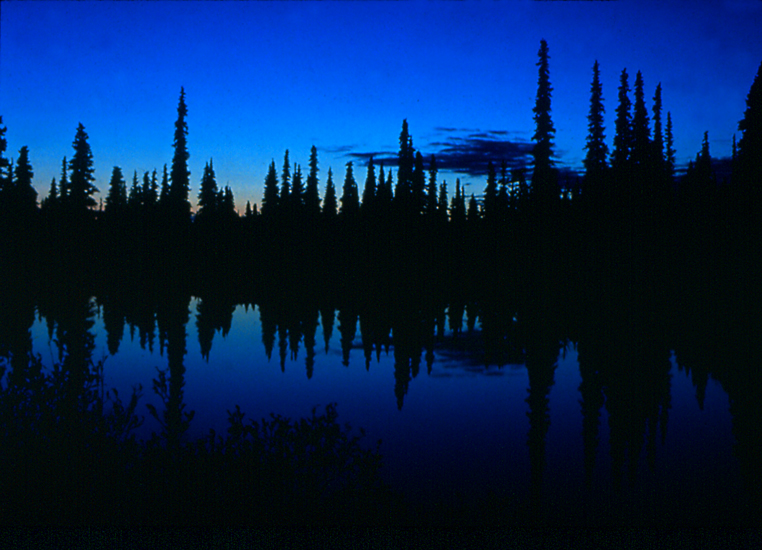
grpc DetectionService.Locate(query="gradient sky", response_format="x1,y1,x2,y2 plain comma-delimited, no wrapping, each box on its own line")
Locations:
2,0,761,210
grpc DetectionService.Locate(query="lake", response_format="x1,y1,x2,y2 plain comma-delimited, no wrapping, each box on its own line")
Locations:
5,280,756,526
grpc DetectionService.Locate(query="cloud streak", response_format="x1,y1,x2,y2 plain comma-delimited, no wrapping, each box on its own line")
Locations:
343,128,535,178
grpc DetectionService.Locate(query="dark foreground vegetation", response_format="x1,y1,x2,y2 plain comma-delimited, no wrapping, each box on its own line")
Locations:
1,43,761,526
0,351,399,526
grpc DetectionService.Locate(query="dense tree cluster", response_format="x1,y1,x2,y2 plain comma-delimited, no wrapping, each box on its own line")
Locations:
1,46,760,298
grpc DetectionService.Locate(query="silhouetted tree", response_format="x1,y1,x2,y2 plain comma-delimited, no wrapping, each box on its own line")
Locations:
280,150,291,205
67,123,98,214
104,166,127,214
483,161,498,222
41,178,58,212
583,61,608,179
159,164,170,210
290,163,304,214
0,117,10,209
652,83,664,170
665,111,676,180
531,39,557,204
169,88,191,220
735,60,762,195
426,155,438,217
197,160,219,218
58,157,70,202
437,181,449,224
411,151,426,216
340,161,359,219
12,146,37,217
395,119,414,213
612,69,632,173
304,146,321,219
631,70,651,171
261,161,279,219
322,167,337,220
361,156,376,213
128,171,141,210
467,193,480,223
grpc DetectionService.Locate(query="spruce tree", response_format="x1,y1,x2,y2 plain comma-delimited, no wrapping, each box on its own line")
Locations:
0,117,9,203
170,87,191,219
13,146,37,215
396,120,414,211
105,166,127,214
339,161,359,218
322,167,338,220
437,181,449,223
736,60,762,191
583,60,608,177
128,171,141,210
362,156,376,212
467,193,480,223
483,161,498,221
68,123,98,213
197,159,219,218
261,160,280,218
426,155,439,217
665,111,676,179
612,69,632,172
59,157,70,201
652,83,664,168
411,151,426,216
631,70,651,169
291,163,304,212
280,150,291,204
42,178,58,211
304,145,321,219
531,39,556,202
159,164,170,209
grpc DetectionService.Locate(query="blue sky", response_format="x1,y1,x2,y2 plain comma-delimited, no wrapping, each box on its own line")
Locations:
1,0,760,209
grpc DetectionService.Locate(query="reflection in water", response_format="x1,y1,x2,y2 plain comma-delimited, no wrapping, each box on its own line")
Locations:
2,266,760,526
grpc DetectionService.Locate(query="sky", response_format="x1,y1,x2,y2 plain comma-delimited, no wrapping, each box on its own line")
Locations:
1,0,761,210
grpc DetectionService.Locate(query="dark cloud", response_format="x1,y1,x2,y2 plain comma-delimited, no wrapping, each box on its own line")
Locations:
335,128,586,183
340,128,535,178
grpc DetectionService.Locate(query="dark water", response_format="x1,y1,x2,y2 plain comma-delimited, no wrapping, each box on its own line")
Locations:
5,283,758,526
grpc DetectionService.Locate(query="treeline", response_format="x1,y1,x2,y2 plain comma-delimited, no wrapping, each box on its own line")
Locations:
2,43,761,298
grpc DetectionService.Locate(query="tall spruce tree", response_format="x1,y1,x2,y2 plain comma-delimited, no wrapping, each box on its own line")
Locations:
13,146,37,216
261,160,280,218
362,156,376,213
583,60,608,177
483,161,498,221
68,123,98,213
0,117,10,204
170,87,191,219
159,164,170,209
291,163,304,213
631,70,651,170
531,39,556,202
736,60,762,192
304,145,321,219
128,171,141,210
612,69,632,173
105,166,127,214
197,159,219,218
323,167,338,220
59,157,70,201
665,111,676,179
652,83,664,169
280,150,291,204
426,155,439,217
339,161,359,218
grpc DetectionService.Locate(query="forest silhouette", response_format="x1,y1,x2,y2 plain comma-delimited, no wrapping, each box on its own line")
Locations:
1,42,761,526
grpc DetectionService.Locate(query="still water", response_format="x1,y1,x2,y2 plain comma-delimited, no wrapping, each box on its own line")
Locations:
25,296,749,525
